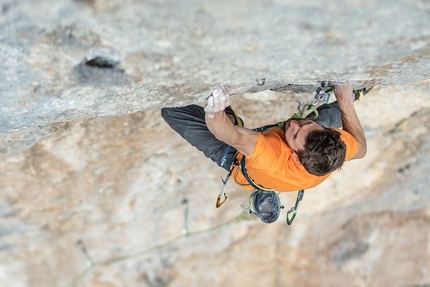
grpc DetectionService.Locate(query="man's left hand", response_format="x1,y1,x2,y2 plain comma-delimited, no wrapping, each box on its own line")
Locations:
204,85,231,119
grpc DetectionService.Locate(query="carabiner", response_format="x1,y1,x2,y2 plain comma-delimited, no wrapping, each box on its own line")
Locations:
216,193,228,208
286,208,297,225
285,190,304,225
216,174,230,208
313,82,334,106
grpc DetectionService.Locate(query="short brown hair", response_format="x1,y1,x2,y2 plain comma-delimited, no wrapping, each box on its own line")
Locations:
298,128,346,176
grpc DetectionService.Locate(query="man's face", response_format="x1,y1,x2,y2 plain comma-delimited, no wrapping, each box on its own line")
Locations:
284,119,324,153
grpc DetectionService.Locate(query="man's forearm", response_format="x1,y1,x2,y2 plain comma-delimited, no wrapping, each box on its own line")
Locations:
205,112,239,144
338,103,367,159
205,112,257,156
334,85,367,160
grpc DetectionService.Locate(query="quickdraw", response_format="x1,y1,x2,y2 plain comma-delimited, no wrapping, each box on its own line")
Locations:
216,167,232,208
292,81,334,120
216,147,236,208
286,189,305,225
286,81,334,224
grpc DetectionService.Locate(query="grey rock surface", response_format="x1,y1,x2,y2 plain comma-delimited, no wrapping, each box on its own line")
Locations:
2,0,430,153
1,0,430,286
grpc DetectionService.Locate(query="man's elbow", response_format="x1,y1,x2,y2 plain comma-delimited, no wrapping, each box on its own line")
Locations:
229,135,257,156
356,149,367,159
352,144,367,159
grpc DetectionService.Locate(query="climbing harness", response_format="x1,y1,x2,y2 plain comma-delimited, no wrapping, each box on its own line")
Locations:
215,81,337,225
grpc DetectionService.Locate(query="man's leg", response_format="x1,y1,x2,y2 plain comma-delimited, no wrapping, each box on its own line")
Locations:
161,105,237,171
250,102,342,133
308,101,342,129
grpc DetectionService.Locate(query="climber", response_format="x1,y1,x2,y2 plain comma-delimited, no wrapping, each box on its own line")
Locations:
161,84,369,223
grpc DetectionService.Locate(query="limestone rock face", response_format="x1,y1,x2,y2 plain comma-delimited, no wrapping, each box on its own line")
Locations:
1,0,430,286
2,0,430,153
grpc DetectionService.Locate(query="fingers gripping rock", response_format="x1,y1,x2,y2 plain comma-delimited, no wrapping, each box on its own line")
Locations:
204,85,231,118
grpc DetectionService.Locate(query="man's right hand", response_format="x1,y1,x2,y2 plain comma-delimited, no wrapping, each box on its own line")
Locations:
204,85,231,119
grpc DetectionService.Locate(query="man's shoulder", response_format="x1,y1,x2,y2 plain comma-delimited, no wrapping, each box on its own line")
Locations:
249,128,291,163
255,127,287,149
261,126,284,136
330,128,359,161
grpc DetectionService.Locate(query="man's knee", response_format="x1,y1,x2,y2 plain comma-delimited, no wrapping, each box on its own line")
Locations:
161,107,181,126
161,107,170,120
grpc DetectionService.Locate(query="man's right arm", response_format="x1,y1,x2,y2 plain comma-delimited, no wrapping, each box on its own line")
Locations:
204,85,258,156
334,85,367,160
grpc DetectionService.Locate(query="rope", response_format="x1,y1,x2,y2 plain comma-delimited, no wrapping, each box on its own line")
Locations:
291,103,319,120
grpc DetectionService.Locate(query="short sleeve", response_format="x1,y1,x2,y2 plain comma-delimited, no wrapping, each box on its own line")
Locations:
246,129,290,169
334,128,359,161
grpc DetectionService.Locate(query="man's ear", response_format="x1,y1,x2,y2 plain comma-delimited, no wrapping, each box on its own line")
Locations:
293,151,302,165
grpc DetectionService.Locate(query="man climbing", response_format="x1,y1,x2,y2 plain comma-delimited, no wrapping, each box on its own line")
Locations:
161,84,368,222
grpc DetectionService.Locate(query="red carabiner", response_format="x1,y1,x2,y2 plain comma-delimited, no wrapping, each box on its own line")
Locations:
216,193,228,208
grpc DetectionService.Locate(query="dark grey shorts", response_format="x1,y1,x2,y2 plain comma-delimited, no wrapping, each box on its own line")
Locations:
161,105,237,171
161,102,342,171
308,101,342,129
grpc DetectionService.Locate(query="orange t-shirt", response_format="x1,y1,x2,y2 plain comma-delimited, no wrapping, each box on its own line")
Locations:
232,127,358,192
